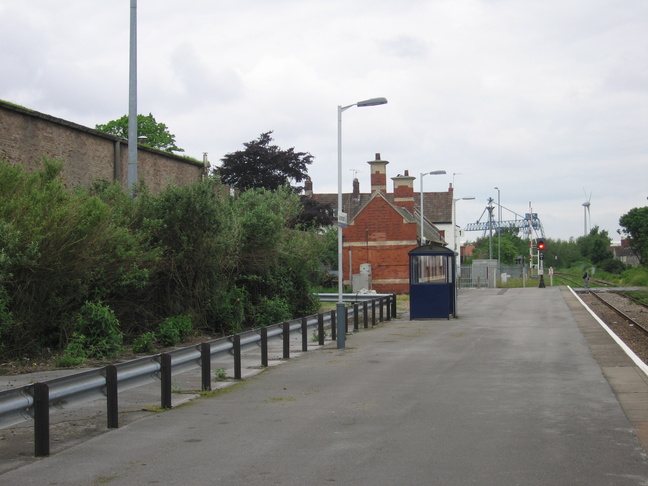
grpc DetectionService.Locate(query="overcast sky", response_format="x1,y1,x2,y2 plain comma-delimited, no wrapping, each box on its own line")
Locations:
1,0,646,242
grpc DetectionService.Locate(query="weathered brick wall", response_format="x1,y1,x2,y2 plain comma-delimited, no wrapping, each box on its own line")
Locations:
0,101,204,191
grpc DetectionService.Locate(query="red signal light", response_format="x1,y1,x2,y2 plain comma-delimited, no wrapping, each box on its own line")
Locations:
537,239,546,251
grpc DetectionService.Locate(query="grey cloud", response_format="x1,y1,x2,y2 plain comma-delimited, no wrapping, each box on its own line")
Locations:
170,43,243,106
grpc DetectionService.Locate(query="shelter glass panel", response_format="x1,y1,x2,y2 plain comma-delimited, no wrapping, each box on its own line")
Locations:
410,254,447,284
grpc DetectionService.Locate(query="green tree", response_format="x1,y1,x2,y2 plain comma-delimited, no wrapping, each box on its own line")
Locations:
577,226,613,265
619,206,648,265
292,196,335,228
468,229,528,264
543,238,582,269
95,113,184,153
0,159,156,357
218,131,313,192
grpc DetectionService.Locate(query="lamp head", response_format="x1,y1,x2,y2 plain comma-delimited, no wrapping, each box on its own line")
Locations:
357,97,388,107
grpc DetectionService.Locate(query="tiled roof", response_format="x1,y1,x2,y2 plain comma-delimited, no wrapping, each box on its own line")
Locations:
312,190,453,224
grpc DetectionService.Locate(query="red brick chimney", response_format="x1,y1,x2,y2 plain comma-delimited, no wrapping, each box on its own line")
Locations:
304,177,313,196
391,170,416,214
367,153,389,192
352,177,360,199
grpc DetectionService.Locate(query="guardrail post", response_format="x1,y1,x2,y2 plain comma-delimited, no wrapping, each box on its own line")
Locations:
233,335,242,379
379,297,384,322
33,383,50,457
331,310,336,340
391,294,397,318
200,343,211,391
282,322,290,359
371,300,376,326
363,301,368,329
261,327,268,367
106,365,119,428
353,303,359,331
301,317,308,352
160,353,172,409
318,313,324,345
385,296,391,321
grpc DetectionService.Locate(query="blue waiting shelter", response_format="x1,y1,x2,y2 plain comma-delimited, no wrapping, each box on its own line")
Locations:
408,244,456,319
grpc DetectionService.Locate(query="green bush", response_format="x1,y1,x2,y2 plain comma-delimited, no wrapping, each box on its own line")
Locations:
252,296,292,327
621,266,648,287
73,301,123,359
157,315,193,347
0,162,336,359
132,331,157,353
56,333,88,367
597,258,627,275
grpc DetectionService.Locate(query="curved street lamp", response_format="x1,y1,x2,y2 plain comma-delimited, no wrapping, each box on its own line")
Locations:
337,97,388,349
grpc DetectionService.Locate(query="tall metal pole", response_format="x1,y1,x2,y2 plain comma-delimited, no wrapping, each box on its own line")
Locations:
495,187,501,280
488,199,494,260
336,105,346,349
336,97,387,350
420,175,425,244
127,0,138,190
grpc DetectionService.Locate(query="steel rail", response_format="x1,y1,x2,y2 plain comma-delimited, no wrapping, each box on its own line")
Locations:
588,291,648,335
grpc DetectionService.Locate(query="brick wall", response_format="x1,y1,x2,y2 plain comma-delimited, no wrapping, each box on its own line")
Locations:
0,101,205,192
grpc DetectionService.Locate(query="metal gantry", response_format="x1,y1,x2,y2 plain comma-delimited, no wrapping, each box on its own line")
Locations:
464,198,545,240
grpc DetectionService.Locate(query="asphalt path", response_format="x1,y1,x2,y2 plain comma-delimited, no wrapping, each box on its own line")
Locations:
1,287,647,485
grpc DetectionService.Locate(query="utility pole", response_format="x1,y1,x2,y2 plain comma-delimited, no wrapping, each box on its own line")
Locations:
127,0,138,190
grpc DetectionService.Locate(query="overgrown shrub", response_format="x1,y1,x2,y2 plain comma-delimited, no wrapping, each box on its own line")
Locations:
597,258,627,275
56,333,88,367
252,296,292,327
157,315,193,347
72,301,123,359
0,162,332,359
0,160,156,359
132,331,157,353
621,266,648,287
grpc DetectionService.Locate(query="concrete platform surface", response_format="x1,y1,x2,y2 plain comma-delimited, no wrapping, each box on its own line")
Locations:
1,287,647,485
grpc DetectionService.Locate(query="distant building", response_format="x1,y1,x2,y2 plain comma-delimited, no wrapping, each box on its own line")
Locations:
609,239,640,267
308,153,453,294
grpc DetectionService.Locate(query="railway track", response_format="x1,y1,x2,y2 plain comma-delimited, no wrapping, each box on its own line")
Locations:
587,291,648,335
554,272,617,288
577,290,648,364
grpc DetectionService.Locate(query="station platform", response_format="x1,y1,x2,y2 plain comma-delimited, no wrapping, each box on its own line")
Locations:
1,286,647,485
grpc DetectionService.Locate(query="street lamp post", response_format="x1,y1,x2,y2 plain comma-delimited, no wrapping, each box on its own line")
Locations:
337,97,387,349
127,0,138,190
453,196,476,261
452,195,475,315
419,170,446,245
494,187,501,280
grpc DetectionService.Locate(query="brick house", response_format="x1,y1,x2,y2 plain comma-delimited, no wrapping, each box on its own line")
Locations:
610,239,640,267
308,153,453,294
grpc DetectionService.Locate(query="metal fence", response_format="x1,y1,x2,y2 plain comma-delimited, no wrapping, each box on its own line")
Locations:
0,294,396,457
459,264,527,288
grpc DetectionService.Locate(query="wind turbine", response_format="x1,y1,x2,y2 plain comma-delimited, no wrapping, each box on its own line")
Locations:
582,189,592,236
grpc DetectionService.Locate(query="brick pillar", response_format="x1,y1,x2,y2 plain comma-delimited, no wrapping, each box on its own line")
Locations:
367,153,388,192
392,170,416,213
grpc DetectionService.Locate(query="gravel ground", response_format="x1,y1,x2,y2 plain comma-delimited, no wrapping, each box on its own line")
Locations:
578,291,648,365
